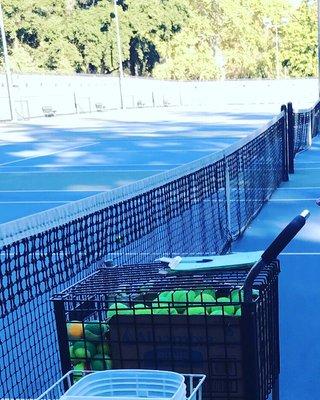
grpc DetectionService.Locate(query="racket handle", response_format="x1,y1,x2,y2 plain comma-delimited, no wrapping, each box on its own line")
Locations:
261,210,310,264
243,210,310,302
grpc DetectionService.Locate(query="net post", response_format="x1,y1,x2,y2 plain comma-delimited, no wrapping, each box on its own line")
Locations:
224,154,232,239
287,102,295,174
308,110,314,147
281,104,289,182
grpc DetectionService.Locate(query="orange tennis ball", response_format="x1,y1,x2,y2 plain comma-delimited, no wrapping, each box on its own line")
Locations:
67,321,84,339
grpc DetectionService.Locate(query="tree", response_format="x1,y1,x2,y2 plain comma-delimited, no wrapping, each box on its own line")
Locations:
281,0,318,77
199,0,291,78
0,0,318,79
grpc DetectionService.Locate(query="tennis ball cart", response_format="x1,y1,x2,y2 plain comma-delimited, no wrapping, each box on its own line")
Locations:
51,210,310,400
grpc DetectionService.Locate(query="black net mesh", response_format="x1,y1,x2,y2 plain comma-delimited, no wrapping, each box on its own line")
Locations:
293,100,320,154
294,110,311,154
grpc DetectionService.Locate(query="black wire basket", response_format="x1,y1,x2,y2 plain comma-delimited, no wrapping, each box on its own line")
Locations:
52,260,279,400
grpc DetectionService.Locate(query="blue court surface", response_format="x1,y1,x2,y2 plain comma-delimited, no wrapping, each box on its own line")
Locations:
0,105,277,224
233,136,320,400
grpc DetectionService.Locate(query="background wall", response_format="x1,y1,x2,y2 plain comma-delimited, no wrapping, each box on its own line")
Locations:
0,74,317,121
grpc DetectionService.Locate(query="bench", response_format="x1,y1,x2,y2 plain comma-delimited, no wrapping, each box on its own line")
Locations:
95,103,106,112
42,106,56,117
137,99,145,108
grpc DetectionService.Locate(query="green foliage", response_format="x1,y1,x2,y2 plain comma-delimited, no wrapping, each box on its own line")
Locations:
0,0,318,79
281,0,318,77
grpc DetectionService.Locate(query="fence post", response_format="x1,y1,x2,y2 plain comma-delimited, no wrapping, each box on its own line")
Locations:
281,104,289,182
88,96,92,113
287,102,294,174
152,92,155,107
74,92,78,114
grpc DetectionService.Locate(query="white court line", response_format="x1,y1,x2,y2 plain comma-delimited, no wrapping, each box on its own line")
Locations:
61,149,221,152
0,189,102,192
277,187,320,189
0,201,71,204
295,161,320,164
0,163,181,168
295,167,320,170
0,141,100,166
0,147,220,160
282,252,320,256
0,169,166,174
269,198,318,201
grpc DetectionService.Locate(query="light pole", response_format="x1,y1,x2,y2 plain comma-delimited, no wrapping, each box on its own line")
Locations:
0,3,15,121
264,17,288,79
214,45,225,80
113,0,124,109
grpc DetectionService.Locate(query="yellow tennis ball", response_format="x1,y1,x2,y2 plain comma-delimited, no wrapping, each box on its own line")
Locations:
211,309,224,316
133,304,152,315
91,354,112,371
185,306,206,315
158,291,174,302
193,293,215,313
96,343,110,355
107,303,132,319
235,308,242,316
217,297,235,315
74,347,91,359
73,362,85,382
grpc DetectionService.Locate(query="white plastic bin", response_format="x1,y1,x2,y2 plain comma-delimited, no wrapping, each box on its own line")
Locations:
35,370,205,400
61,370,186,400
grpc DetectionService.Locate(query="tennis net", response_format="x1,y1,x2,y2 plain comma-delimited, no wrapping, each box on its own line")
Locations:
293,100,320,154
1,99,318,399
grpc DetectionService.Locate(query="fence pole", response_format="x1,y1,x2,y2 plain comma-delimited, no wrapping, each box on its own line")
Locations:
287,102,295,174
281,104,289,182
0,4,15,121
74,92,78,114
88,96,92,113
113,0,124,109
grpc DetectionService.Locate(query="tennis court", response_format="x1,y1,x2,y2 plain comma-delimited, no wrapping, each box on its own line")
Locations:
0,105,276,224
1,97,320,400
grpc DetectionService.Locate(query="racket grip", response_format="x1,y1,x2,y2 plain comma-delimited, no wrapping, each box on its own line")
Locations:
261,210,310,264
242,210,309,302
